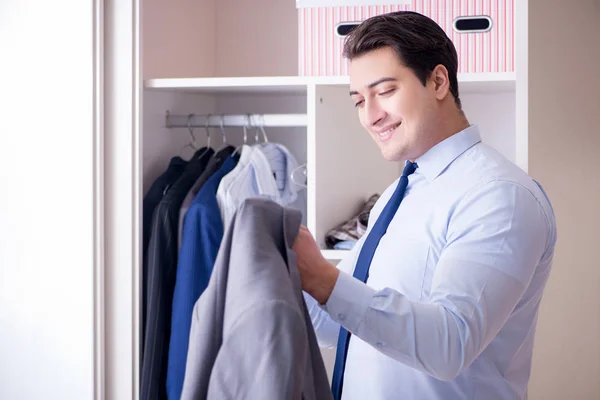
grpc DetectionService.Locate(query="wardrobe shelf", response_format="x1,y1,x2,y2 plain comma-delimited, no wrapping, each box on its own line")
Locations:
321,249,351,261
144,72,515,94
145,76,311,95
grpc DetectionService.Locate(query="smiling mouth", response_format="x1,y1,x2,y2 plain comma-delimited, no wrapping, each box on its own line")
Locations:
376,122,401,141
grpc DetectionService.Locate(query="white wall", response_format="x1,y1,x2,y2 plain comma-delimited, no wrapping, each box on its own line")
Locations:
0,1,98,399
528,0,600,398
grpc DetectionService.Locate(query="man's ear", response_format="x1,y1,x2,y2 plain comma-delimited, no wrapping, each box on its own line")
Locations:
430,64,451,101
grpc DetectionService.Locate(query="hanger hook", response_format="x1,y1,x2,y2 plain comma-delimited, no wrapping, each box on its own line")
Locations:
219,115,227,146
204,113,212,148
253,115,261,143
260,114,269,143
243,114,251,144
187,113,197,147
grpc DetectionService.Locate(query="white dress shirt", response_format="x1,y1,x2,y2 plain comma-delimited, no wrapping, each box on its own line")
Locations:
216,143,305,229
258,143,302,204
305,125,557,400
216,144,253,227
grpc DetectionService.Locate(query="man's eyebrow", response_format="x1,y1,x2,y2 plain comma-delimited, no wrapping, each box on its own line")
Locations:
349,77,398,96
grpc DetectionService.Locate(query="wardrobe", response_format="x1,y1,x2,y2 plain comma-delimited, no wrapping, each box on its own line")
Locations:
103,0,527,398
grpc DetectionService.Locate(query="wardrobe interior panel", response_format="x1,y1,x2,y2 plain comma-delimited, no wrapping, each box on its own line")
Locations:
311,84,401,250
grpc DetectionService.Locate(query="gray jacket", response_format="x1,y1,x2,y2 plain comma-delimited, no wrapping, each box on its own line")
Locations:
181,197,333,400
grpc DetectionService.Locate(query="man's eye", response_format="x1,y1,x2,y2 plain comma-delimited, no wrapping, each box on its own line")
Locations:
354,100,364,108
379,88,395,96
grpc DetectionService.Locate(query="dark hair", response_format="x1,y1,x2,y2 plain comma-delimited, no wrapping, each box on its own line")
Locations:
343,11,461,108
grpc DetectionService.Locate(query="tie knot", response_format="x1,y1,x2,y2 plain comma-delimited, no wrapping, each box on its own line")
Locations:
402,161,418,177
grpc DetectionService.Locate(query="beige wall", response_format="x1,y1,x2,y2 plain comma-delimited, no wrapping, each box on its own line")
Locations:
142,0,298,79
143,0,216,78
528,0,600,398
215,0,298,77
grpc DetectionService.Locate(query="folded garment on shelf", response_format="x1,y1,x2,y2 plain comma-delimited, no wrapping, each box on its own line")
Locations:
333,240,357,250
324,194,379,249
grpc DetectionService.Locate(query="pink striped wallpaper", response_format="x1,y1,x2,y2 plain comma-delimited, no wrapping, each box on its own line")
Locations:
298,0,514,76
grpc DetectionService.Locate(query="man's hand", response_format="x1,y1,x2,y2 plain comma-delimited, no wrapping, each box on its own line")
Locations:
292,225,340,305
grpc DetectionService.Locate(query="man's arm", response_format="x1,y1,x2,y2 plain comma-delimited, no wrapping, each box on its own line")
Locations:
296,180,553,381
296,228,367,348
302,292,340,349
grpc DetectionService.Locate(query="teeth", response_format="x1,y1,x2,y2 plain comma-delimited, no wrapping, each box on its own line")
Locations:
379,123,400,135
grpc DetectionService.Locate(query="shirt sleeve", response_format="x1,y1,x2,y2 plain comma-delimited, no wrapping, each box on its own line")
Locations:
303,232,367,349
323,179,553,381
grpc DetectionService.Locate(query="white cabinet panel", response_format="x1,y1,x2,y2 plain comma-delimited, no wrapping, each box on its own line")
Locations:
0,1,101,399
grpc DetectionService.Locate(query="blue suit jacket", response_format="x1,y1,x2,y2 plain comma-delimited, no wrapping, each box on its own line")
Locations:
166,156,237,400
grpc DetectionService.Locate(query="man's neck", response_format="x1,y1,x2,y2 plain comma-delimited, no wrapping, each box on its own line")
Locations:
439,109,470,141
409,111,470,163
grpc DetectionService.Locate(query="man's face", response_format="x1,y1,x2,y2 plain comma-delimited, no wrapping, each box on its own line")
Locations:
349,46,439,162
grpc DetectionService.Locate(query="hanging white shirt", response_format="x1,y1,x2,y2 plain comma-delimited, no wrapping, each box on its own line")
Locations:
258,142,307,224
216,144,253,227
216,143,304,229
258,142,302,205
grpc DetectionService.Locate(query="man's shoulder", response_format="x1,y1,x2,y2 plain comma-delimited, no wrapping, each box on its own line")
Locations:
460,142,540,193
457,143,556,234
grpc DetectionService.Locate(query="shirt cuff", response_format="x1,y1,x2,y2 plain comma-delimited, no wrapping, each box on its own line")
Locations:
324,271,376,333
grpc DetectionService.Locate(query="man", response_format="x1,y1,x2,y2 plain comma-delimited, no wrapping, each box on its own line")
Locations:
293,11,557,400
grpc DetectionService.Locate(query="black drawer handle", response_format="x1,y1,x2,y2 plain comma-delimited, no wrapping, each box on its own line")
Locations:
453,16,493,33
335,22,360,38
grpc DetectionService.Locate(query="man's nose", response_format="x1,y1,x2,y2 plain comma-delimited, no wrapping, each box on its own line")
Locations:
364,100,386,127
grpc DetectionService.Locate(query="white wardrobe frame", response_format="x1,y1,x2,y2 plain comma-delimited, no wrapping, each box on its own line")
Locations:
100,1,529,399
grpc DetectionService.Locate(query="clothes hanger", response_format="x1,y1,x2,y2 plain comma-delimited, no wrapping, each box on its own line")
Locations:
254,121,260,144
219,115,228,148
290,164,308,188
262,114,303,188
231,114,250,157
258,114,269,144
192,113,212,160
211,114,230,157
179,113,199,159
252,114,270,148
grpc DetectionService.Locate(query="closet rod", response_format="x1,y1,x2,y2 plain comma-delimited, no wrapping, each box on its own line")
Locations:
165,112,308,128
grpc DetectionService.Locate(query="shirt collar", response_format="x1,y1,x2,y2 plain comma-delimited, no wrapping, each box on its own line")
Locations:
246,143,302,205
264,143,303,202
415,124,482,181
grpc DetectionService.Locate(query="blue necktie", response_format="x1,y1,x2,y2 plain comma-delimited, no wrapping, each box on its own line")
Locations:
331,161,417,400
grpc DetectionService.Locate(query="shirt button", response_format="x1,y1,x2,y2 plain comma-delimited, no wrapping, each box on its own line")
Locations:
376,341,384,347
337,313,346,321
